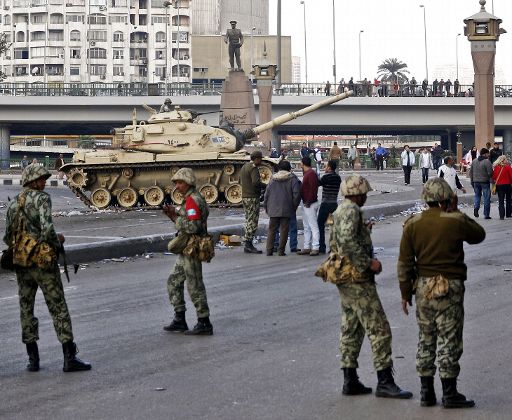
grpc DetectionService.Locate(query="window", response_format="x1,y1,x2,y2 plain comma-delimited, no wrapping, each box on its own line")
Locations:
155,66,165,76
155,31,165,42
88,30,107,41
110,15,127,23
88,14,107,25
111,0,128,6
113,31,123,42
151,0,165,7
32,15,46,24
3,32,11,43
70,30,80,41
70,48,81,58
151,16,167,24
31,47,46,58
90,64,106,75
14,48,29,59
48,30,64,41
66,14,84,23
113,49,124,59
172,31,188,43
90,0,107,5
47,47,62,57
155,50,164,60
113,65,124,76
50,14,64,24
70,66,80,76
130,48,147,59
88,47,107,59
47,65,63,75
16,31,25,42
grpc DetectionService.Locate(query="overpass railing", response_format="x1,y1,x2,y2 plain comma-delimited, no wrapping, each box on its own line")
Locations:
1,82,512,98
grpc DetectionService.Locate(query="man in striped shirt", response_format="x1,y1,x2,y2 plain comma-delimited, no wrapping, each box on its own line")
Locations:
317,160,342,254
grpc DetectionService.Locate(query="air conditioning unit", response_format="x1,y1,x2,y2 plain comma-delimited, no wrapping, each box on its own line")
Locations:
59,54,64,58
142,59,147,64
100,74,106,80
99,6,107,11
119,72,124,76
66,3,73,6
4,5,10,10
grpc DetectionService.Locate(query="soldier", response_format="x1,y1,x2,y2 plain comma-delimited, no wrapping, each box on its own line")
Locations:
331,175,412,399
224,20,244,70
163,168,213,335
240,151,265,254
398,178,485,408
3,164,91,372
159,98,173,113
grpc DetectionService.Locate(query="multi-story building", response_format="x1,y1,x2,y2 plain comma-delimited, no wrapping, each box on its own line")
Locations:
0,0,192,83
291,55,300,83
191,0,268,35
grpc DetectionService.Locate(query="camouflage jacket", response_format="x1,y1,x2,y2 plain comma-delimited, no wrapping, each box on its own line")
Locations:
3,188,60,250
329,199,373,280
175,187,209,235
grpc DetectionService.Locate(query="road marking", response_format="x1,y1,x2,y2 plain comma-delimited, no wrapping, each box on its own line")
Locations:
0,295,18,301
63,235,123,240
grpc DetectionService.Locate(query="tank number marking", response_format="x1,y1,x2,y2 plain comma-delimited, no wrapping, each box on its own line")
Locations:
211,136,225,144
166,139,182,146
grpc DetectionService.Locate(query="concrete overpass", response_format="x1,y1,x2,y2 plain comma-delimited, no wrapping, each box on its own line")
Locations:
2,95,512,168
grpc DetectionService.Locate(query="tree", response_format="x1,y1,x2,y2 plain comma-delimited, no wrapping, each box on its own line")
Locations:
0,33,11,81
377,58,410,84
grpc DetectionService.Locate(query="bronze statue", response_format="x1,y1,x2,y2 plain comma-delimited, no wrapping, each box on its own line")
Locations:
224,20,244,71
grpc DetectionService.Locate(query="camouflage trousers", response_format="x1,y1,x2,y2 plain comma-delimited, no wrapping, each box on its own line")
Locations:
167,254,210,318
337,282,393,371
415,277,465,379
242,197,260,241
16,265,74,344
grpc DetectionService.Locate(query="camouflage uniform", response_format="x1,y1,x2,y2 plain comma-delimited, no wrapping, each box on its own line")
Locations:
167,187,210,318
3,168,73,345
242,198,260,241
330,199,392,371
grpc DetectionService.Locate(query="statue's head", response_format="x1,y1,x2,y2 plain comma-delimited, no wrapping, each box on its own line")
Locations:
230,20,237,28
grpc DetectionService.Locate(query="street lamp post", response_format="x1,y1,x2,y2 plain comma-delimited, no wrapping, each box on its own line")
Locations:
163,1,171,92
358,30,364,81
419,5,429,82
332,0,336,85
174,0,181,83
456,33,461,80
250,26,256,82
300,0,308,84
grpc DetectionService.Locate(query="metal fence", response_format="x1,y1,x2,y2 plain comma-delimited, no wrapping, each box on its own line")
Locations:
1,81,512,98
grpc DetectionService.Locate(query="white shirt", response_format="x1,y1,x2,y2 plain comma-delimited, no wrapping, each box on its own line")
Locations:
438,164,460,193
400,150,416,166
419,152,433,169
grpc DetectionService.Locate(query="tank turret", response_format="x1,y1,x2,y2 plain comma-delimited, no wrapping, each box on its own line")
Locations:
62,91,353,210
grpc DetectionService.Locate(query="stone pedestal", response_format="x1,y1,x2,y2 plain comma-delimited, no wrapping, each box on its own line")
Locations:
256,80,273,151
220,70,256,132
0,125,10,171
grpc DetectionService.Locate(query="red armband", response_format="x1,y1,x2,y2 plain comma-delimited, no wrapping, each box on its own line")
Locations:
185,196,201,220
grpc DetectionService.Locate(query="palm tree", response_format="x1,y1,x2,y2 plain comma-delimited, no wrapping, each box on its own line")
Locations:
377,58,410,84
0,33,10,81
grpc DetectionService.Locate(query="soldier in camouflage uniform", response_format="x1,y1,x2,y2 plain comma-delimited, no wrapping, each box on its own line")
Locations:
331,174,412,399
163,168,213,335
240,151,265,254
398,178,485,408
3,164,91,372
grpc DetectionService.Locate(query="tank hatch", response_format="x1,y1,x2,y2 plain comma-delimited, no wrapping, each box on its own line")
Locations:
148,105,196,123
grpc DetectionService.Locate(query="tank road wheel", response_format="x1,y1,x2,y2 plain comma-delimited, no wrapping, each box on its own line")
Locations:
144,186,165,206
258,165,273,185
171,187,184,205
67,168,88,188
223,164,235,175
90,188,111,210
117,187,138,208
225,183,243,205
199,184,219,204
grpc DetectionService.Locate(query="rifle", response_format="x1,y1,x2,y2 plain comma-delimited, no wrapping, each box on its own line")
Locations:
60,244,79,283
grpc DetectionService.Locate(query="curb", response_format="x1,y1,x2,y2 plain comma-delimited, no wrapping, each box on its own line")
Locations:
0,194,476,268
0,177,66,187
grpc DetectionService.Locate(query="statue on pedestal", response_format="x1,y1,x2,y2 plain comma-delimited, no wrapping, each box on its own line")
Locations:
224,20,244,71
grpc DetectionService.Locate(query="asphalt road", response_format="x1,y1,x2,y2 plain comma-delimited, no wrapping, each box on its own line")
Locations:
0,169,473,246
1,209,511,419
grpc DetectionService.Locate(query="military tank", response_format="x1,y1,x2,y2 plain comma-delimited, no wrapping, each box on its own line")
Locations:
61,91,353,210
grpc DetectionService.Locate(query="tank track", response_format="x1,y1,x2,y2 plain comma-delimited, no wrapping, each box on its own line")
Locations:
63,159,275,211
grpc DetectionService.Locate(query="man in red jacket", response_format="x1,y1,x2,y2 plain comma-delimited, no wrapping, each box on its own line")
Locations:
298,157,320,256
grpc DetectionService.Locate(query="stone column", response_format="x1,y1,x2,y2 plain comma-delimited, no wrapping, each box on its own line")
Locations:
256,79,273,151
503,129,512,155
0,125,10,171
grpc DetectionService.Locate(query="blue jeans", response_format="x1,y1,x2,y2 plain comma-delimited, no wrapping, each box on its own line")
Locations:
274,213,298,250
473,182,491,217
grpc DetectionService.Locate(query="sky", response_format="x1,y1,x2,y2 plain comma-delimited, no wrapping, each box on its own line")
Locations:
268,0,512,84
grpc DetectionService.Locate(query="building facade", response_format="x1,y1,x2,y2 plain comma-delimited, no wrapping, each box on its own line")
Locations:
191,0,268,35
0,0,192,84
291,55,300,83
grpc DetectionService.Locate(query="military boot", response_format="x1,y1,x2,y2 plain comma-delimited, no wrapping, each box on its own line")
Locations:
441,378,475,408
163,311,188,332
184,317,213,336
375,367,413,399
26,342,40,372
420,376,436,406
342,368,372,395
62,342,92,372
244,240,262,254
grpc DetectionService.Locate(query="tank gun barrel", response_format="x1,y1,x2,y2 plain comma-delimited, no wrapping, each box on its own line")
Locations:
246,90,353,139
